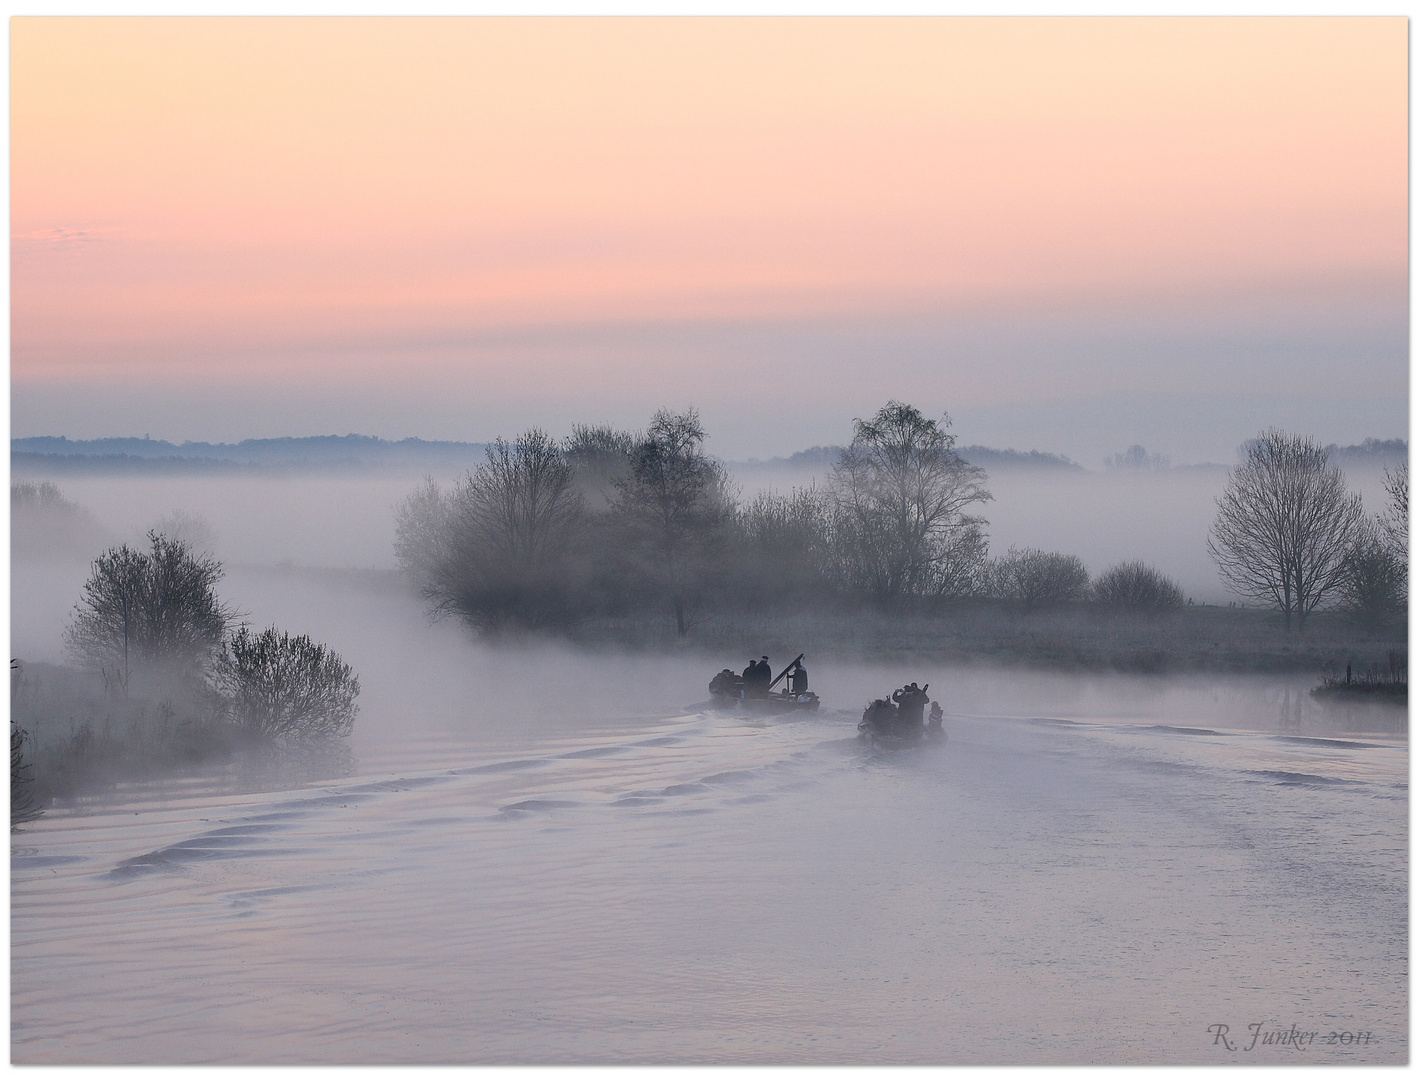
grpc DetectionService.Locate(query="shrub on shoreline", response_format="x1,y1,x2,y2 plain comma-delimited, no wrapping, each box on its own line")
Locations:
214,626,361,744
1092,560,1185,613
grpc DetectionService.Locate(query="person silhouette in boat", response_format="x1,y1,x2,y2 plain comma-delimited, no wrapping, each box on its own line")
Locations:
741,659,759,693
709,669,742,698
752,656,772,697
928,700,944,730
860,697,897,733
790,658,808,696
892,682,929,726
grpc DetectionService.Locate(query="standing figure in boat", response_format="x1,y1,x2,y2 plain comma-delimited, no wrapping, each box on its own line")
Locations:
891,682,930,726
790,658,808,696
752,656,772,697
741,659,760,696
861,681,933,740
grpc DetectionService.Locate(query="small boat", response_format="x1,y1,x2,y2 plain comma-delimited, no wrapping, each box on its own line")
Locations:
857,693,945,745
707,653,819,713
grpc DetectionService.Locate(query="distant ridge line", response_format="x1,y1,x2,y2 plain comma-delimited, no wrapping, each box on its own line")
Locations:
732,444,1083,470
11,434,488,462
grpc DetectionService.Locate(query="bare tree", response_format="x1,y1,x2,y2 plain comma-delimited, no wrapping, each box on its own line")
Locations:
65,532,235,687
1208,429,1364,631
433,429,586,630
393,476,454,586
827,401,990,601
213,626,360,744
612,408,732,635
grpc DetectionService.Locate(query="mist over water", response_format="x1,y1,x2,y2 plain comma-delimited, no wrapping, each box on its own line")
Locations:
10,467,1407,1064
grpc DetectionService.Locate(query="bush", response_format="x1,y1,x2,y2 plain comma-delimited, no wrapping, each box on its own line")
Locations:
1092,560,1185,613
987,547,1090,610
11,720,42,827
214,627,360,744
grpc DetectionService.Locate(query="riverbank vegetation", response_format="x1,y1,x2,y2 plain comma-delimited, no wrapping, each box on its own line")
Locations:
11,531,360,821
395,403,1405,658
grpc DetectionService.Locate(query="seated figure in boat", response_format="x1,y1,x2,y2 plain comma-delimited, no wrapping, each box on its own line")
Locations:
928,700,944,730
859,697,900,734
709,668,743,699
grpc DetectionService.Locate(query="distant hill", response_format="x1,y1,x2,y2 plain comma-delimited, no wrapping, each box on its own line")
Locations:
12,435,488,475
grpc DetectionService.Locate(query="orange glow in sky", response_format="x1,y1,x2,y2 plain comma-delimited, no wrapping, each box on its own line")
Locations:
9,16,1407,448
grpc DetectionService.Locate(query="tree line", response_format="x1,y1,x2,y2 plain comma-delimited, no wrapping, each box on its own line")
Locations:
395,400,1197,635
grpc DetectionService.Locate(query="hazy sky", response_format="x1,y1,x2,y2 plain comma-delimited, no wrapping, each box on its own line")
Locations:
10,17,1407,461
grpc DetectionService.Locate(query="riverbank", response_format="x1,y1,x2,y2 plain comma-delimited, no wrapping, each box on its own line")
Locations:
562,602,1407,677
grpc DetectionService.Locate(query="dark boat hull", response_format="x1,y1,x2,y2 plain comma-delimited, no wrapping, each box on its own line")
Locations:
709,691,820,713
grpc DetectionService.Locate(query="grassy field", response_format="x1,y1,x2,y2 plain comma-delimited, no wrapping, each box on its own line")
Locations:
565,602,1407,676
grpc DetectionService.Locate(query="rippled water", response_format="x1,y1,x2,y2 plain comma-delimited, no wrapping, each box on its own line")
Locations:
11,651,1406,1064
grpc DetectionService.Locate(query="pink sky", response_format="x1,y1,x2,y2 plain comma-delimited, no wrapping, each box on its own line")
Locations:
10,17,1407,456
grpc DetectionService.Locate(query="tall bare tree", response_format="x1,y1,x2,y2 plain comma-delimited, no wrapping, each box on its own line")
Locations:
1382,461,1408,564
65,532,234,687
393,476,454,587
433,429,585,630
1208,429,1363,631
827,401,990,600
612,408,731,635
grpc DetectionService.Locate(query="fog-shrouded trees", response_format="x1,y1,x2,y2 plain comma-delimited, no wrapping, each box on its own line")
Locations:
827,401,990,602
394,476,454,587
1092,560,1184,613
1209,429,1364,631
732,486,836,608
213,626,361,744
1339,464,1408,626
564,424,636,511
411,430,587,631
12,481,109,562
612,408,733,635
12,720,41,827
1339,518,1407,626
1382,461,1408,564
65,532,235,688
